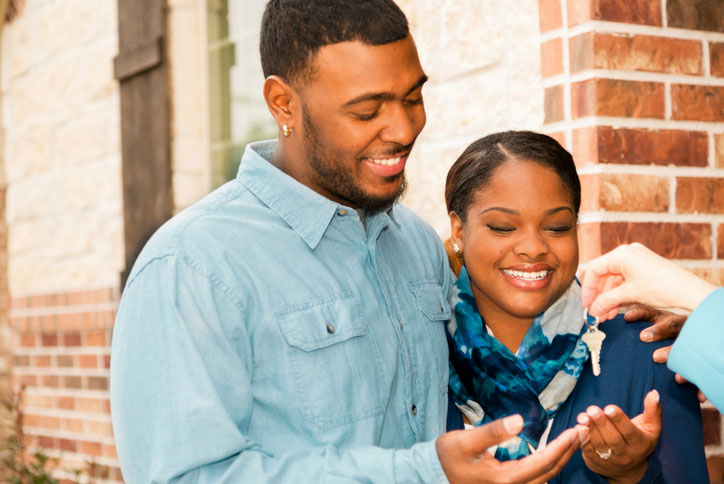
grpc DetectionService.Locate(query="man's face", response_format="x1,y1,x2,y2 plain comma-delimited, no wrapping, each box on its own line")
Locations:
293,35,427,212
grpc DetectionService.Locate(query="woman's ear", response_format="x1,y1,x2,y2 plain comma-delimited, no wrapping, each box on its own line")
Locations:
263,75,297,134
449,212,464,258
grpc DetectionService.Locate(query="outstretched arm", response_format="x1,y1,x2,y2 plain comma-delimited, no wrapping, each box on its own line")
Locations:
580,243,716,320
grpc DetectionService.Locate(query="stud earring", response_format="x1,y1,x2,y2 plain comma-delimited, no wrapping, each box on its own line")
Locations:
452,243,461,254
282,124,292,137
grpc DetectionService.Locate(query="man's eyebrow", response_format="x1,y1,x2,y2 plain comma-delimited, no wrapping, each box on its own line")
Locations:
342,74,429,107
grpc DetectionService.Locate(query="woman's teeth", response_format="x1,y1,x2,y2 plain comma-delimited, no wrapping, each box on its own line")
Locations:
502,269,550,281
369,156,402,166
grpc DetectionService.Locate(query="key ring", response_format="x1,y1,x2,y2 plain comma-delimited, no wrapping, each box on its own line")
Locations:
583,308,600,330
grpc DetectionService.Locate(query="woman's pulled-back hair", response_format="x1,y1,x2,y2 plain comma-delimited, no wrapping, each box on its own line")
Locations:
445,131,581,222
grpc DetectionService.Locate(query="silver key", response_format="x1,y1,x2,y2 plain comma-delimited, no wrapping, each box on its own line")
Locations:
582,310,606,376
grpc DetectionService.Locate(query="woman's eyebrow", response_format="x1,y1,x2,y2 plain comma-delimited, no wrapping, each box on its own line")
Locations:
480,207,517,215
545,207,574,215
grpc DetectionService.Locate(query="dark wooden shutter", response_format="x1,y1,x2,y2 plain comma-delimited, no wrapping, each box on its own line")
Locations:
114,0,171,286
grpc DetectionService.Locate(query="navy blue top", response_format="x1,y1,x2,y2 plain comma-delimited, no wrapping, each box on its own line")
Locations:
447,315,708,484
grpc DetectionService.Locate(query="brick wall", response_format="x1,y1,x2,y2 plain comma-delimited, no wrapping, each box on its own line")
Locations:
538,0,724,480
10,288,120,481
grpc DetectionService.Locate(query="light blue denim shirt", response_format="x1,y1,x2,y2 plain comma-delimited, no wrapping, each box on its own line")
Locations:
111,141,454,483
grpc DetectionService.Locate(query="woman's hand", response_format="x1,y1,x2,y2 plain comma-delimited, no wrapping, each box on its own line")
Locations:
576,390,661,484
437,414,584,484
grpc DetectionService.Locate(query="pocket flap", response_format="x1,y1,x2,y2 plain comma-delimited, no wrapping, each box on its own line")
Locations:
409,279,451,321
276,293,367,352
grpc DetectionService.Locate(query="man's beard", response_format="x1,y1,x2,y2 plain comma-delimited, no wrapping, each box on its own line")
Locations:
302,108,407,214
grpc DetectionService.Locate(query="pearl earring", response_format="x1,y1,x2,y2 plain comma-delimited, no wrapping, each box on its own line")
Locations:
453,243,460,254
282,124,292,137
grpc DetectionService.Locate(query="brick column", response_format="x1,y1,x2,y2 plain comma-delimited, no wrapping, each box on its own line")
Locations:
539,0,724,478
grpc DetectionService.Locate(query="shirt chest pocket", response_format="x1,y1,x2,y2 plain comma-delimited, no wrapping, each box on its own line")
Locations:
276,293,386,431
408,278,451,390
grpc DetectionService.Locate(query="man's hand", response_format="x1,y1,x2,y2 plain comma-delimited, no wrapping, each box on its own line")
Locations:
436,414,583,484
624,305,706,402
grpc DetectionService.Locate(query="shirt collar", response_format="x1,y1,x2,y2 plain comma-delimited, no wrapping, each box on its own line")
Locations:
237,141,401,248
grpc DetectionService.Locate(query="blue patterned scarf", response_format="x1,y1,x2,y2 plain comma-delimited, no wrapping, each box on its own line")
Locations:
447,267,590,460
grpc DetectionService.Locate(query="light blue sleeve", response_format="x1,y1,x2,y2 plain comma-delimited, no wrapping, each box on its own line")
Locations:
668,286,724,412
110,254,449,484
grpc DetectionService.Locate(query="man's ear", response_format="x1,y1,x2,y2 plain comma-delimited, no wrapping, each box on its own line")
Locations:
263,75,298,133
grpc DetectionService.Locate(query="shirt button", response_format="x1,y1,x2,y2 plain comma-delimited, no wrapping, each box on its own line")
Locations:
326,323,336,334
336,209,347,216
411,405,417,415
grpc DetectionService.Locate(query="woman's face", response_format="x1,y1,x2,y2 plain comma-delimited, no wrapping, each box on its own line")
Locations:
451,160,579,321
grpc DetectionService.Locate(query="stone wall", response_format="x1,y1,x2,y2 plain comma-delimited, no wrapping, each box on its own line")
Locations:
538,0,724,479
0,0,122,479
397,0,545,235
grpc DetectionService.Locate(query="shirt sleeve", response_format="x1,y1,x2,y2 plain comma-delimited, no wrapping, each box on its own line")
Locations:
668,286,724,412
110,254,449,484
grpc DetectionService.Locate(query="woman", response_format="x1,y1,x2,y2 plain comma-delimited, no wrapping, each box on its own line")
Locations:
444,131,707,483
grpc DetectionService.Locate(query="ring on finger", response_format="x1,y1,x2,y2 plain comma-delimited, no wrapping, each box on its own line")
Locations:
595,447,613,460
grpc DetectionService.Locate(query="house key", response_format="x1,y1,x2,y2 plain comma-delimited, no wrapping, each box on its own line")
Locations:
582,309,606,376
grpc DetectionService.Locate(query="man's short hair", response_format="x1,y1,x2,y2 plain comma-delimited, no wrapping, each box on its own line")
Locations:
260,0,409,84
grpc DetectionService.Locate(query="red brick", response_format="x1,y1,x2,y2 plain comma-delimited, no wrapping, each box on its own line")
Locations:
572,79,664,119
19,333,36,347
37,436,55,449
88,376,108,391
667,0,724,32
570,32,702,75
573,127,708,166
57,354,74,367
677,178,724,214
716,134,724,168
718,225,724,259
103,354,111,369
63,331,82,346
672,84,724,121
57,396,75,410
539,0,562,32
544,85,565,123
34,355,51,367
86,330,107,346
711,42,724,77
17,374,37,386
103,443,118,459
541,37,564,78
59,438,77,452
38,415,61,430
63,418,84,433
41,332,58,347
578,223,603,262
708,456,724,484
82,441,102,457
14,355,29,367
703,407,721,446
580,173,669,212
79,354,98,368
42,375,59,388
64,375,82,389
600,222,711,258
569,0,662,26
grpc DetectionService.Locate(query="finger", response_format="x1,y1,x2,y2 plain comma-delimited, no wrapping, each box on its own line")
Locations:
603,405,645,447
640,316,686,342
589,284,631,319
698,390,707,403
624,304,658,322
640,390,662,437
586,406,626,453
503,428,580,484
575,424,591,447
674,373,688,384
464,414,523,453
652,346,671,364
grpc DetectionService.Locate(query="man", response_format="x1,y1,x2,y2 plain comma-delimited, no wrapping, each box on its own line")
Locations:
110,1,581,482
